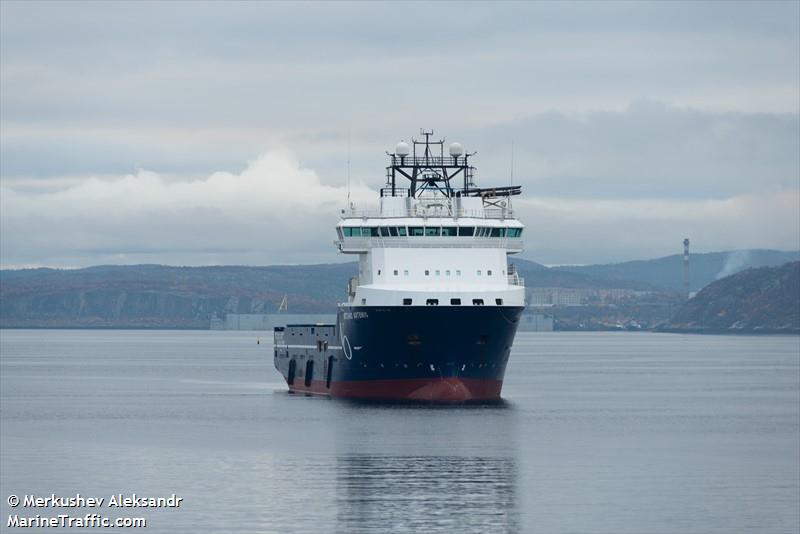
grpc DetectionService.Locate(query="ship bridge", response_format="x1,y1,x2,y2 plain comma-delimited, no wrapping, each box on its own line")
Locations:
336,130,525,309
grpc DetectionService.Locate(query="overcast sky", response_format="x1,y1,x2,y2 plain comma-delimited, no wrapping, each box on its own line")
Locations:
1,1,798,268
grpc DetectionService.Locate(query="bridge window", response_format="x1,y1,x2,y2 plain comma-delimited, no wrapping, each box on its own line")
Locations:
507,228,522,238
380,227,390,237
393,270,398,276
409,227,424,236
403,298,412,305
487,270,492,276
491,228,504,237
342,227,358,237
477,270,482,276
425,227,441,237
397,227,408,236
426,299,439,306
441,227,457,236
458,227,474,236
425,270,430,276
389,227,398,236
450,298,461,305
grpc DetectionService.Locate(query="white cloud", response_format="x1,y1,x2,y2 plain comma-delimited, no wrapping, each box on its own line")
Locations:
0,149,373,267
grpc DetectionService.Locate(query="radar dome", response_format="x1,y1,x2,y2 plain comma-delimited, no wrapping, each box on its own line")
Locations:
395,141,410,156
449,142,463,157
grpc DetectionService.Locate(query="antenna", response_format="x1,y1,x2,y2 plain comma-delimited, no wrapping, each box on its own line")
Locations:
346,129,351,205
510,140,514,186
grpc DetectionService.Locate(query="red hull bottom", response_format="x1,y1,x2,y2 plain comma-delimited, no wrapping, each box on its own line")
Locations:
287,377,503,402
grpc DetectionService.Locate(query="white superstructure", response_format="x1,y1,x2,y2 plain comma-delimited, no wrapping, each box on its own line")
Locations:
335,131,525,309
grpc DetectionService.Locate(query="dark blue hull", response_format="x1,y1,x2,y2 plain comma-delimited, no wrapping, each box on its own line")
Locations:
274,305,523,401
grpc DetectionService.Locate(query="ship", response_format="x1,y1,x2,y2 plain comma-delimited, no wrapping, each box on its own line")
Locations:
273,130,525,402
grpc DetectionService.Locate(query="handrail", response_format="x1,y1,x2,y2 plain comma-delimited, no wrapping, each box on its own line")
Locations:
389,155,468,167
337,237,525,250
343,208,514,220
508,274,525,287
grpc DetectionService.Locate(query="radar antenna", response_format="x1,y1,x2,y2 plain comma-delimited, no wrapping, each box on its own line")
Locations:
382,129,521,201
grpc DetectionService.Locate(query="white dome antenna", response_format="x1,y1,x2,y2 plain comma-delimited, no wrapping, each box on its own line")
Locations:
449,142,463,157
395,141,410,157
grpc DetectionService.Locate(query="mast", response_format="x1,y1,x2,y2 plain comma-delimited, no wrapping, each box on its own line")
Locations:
383,129,521,200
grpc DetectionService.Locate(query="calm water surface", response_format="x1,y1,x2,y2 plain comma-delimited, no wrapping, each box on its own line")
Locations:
1,330,798,533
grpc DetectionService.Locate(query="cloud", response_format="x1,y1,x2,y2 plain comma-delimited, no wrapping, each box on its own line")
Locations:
0,149,373,267
513,189,800,264
470,102,799,199
1,146,797,268
0,3,798,267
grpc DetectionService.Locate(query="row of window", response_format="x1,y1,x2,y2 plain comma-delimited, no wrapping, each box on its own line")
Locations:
340,226,523,238
401,298,503,306
376,269,500,277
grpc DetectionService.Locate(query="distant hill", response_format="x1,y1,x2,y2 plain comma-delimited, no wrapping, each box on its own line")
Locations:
2,250,794,328
0,259,654,328
512,259,654,290
557,249,799,292
665,261,800,333
0,263,357,328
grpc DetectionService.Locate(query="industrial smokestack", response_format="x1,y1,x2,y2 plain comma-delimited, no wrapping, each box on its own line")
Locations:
683,238,690,299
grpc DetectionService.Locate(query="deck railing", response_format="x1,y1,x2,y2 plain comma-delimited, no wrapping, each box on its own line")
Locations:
508,274,525,287
336,237,524,251
343,207,514,220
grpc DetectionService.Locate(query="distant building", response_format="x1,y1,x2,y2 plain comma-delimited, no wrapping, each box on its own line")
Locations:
529,288,589,307
529,287,652,307
518,312,554,332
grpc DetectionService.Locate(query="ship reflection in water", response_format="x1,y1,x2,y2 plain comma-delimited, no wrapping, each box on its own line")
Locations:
329,400,520,533
335,454,518,534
